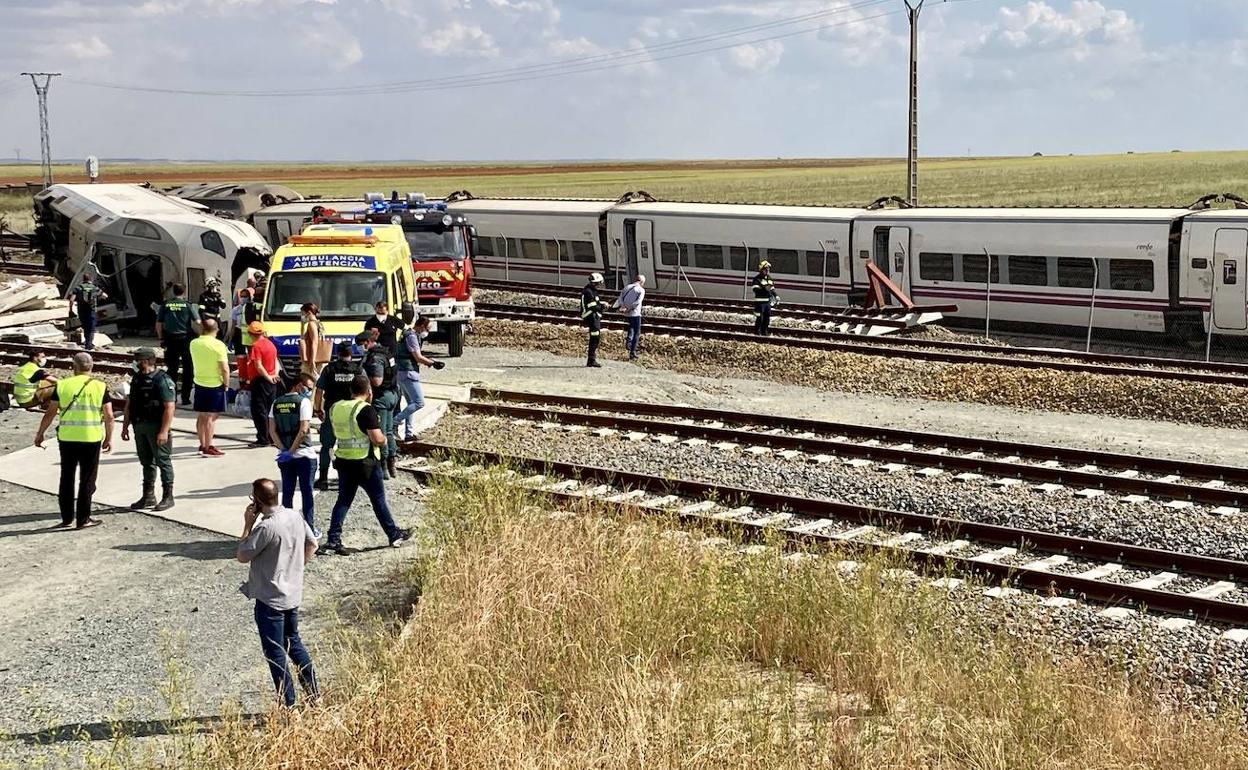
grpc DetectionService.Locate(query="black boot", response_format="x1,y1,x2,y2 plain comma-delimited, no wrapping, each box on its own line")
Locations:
386,456,397,479
315,467,330,490
131,481,156,510
154,484,175,512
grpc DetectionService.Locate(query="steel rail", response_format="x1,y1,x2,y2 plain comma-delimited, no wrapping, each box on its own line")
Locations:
401,441,1248,625
476,303,1248,385
469,387,1248,485
453,397,1248,507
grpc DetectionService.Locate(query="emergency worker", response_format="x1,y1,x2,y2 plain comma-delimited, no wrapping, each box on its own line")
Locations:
121,347,176,511
269,373,318,534
73,274,108,351
358,330,399,478
313,343,362,490
34,352,114,529
750,261,778,336
237,289,260,354
581,272,606,368
157,283,200,406
198,278,228,338
364,301,402,354
12,349,57,410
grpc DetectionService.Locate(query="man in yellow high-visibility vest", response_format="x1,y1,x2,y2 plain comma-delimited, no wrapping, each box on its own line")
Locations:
34,352,114,529
12,349,57,410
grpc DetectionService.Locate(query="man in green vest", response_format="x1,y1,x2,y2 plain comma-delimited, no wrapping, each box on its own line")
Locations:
121,347,177,512
268,373,319,535
157,283,201,406
12,349,57,410
321,375,409,556
34,352,114,529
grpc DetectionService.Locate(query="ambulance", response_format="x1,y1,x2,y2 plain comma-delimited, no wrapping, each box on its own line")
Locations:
261,223,416,376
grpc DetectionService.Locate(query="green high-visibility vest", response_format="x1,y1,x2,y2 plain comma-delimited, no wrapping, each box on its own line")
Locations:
13,361,40,404
56,374,107,443
331,399,375,461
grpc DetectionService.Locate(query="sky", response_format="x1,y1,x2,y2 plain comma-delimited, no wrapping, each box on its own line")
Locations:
0,0,1244,162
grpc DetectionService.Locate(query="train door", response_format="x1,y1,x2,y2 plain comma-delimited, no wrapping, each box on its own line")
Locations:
1212,228,1248,331
873,226,912,294
622,219,655,288
268,218,293,248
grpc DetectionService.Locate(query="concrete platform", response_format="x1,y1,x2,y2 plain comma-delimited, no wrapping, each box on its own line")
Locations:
0,389,461,537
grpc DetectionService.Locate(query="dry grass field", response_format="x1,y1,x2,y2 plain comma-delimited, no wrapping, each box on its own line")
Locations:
2,150,1248,215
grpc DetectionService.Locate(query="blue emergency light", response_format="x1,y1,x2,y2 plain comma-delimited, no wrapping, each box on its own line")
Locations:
364,192,449,216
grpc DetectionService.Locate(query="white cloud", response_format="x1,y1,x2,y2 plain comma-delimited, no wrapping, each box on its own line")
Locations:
421,21,500,58
978,0,1141,59
727,40,784,73
62,34,113,59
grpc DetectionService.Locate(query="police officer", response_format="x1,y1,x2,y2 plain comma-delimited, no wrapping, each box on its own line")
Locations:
73,274,108,351
34,352,114,529
157,283,200,406
198,277,228,339
358,330,399,478
12,349,57,410
750,260,778,336
313,342,361,490
581,272,606,368
121,347,176,511
269,372,318,534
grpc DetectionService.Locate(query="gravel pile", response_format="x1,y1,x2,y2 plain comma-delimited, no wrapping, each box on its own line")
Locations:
468,318,1248,428
423,412,1248,561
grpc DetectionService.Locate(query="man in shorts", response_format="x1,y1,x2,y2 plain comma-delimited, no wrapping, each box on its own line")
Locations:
190,317,231,457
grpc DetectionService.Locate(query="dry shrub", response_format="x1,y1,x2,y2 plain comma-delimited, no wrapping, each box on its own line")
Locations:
159,471,1248,769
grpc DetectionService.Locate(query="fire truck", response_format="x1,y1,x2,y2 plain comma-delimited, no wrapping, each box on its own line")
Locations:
314,192,476,356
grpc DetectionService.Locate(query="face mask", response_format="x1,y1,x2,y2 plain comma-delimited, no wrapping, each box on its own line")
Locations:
131,362,141,373
376,314,388,323
35,358,45,367
419,331,429,340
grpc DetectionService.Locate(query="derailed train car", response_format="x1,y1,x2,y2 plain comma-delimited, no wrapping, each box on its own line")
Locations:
34,183,271,329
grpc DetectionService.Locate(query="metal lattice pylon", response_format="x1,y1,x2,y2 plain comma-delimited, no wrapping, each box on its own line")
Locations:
21,72,60,190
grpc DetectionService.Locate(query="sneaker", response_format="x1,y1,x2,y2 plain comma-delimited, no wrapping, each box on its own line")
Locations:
389,528,412,548
320,542,351,556
76,517,103,530
205,446,225,457
587,361,603,368
311,527,323,540
197,446,207,456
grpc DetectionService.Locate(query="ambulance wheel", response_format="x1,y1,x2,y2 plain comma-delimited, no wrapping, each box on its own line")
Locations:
447,322,465,358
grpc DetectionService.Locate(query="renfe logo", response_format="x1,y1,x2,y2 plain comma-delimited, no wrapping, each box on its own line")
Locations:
281,254,377,270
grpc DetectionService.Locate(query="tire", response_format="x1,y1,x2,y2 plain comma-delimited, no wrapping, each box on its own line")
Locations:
447,322,465,358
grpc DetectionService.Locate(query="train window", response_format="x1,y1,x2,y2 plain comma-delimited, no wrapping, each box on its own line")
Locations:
660,242,679,266
1056,257,1096,289
694,244,725,270
519,238,545,260
476,237,496,258
569,241,597,263
804,251,841,277
1007,255,1048,286
1109,259,1155,292
728,246,763,271
503,237,521,259
544,239,564,261
960,254,1001,283
123,219,162,240
918,253,955,281
1192,257,1209,270
200,231,226,258
765,249,800,274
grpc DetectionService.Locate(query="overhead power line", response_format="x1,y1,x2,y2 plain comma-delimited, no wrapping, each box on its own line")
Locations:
66,0,902,98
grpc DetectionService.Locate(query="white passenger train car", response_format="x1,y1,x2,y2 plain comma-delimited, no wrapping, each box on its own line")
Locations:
34,183,271,327
1181,209,1248,336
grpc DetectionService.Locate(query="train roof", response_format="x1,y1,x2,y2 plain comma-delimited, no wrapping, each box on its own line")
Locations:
613,201,864,220
1185,208,1248,222
854,207,1193,222
444,198,616,215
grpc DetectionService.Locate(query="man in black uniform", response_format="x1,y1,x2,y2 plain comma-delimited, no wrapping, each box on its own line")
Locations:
363,301,402,355
750,260,778,336
358,330,399,478
313,342,361,490
72,273,108,351
198,278,228,340
157,283,200,406
581,272,606,368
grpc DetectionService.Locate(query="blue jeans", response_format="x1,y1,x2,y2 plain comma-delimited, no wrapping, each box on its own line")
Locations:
80,310,97,350
254,601,318,708
318,411,336,470
278,455,317,531
327,461,400,546
625,316,642,357
373,390,398,461
396,377,425,438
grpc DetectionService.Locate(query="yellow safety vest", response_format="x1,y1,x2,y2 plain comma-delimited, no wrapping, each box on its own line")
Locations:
56,374,107,443
13,361,40,405
331,399,375,461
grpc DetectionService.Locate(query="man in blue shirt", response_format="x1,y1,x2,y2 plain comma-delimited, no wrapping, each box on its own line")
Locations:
395,315,446,440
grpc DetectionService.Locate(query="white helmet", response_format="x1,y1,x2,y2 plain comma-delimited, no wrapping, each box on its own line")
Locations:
590,272,604,284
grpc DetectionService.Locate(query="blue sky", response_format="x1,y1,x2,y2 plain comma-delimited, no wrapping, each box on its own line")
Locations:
0,0,1244,161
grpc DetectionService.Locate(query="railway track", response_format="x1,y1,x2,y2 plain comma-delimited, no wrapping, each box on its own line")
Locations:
476,301,1248,386
0,342,142,376
401,441,1248,627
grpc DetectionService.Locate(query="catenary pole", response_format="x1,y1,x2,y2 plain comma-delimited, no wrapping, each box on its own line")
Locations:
904,1,923,206
21,72,61,190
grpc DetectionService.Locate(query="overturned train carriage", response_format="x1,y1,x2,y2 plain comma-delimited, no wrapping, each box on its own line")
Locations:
34,183,271,329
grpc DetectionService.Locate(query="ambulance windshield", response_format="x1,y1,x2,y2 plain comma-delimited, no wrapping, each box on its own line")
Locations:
265,271,386,320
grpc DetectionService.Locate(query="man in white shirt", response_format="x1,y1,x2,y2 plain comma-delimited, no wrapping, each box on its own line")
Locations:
613,274,646,361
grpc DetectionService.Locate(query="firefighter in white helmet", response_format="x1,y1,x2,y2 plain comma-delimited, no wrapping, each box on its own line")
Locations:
581,272,606,368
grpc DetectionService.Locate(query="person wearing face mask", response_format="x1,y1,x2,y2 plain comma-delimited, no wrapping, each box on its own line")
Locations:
120,347,177,511
363,301,401,355
358,330,399,478
268,373,320,535
395,315,446,441
12,349,58,410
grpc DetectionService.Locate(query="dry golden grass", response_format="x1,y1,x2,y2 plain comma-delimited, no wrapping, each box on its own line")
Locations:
51,470,1248,769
